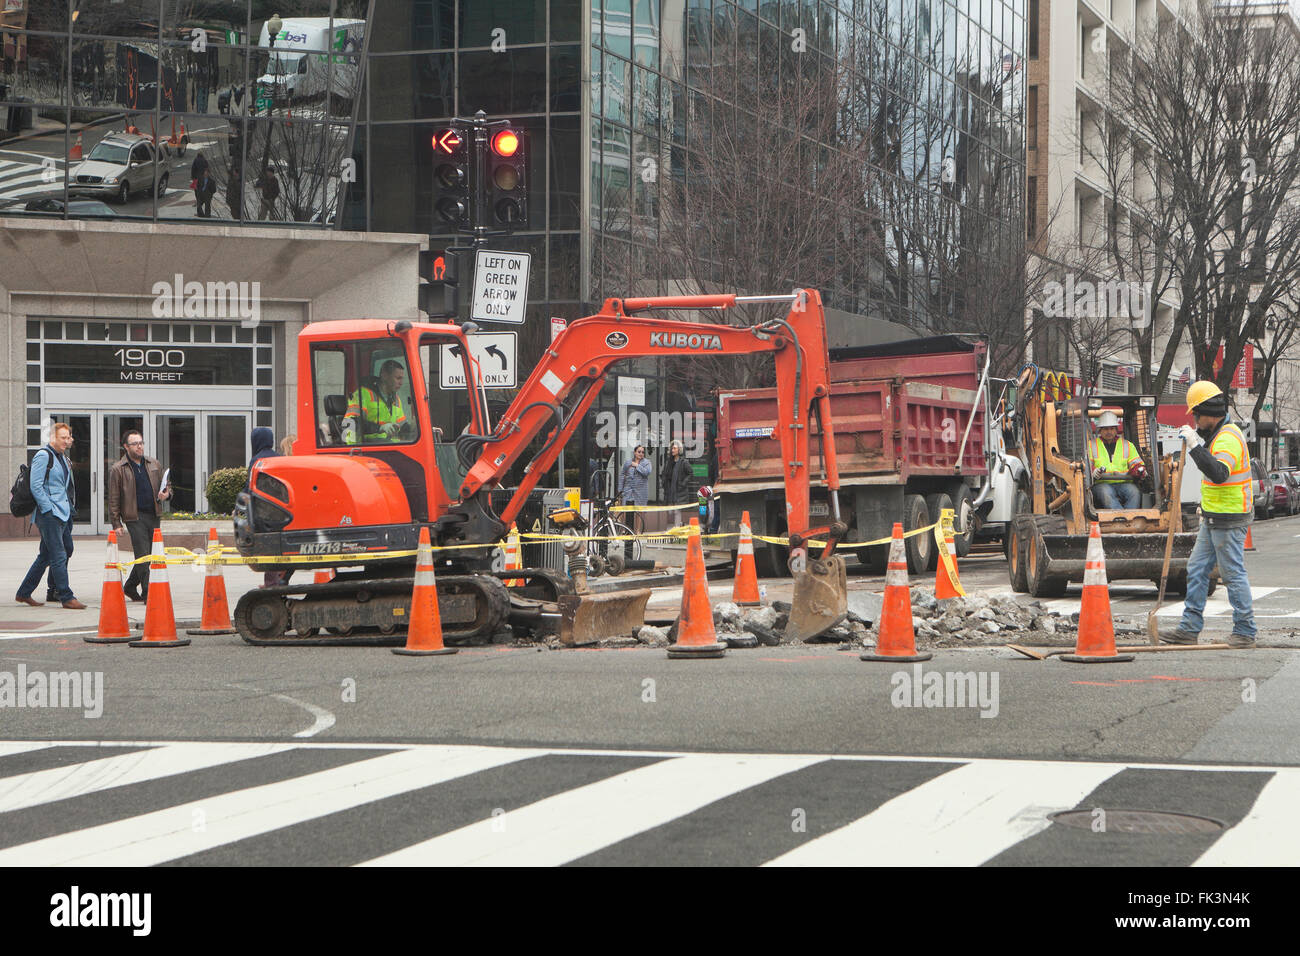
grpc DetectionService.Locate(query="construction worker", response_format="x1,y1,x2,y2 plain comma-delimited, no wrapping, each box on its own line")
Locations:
1090,410,1143,509
1162,381,1256,648
345,359,410,444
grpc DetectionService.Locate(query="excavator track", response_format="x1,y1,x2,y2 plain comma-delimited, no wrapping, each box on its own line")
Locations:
234,573,513,646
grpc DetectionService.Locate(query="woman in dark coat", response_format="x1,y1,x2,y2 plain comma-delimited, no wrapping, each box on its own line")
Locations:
665,439,692,526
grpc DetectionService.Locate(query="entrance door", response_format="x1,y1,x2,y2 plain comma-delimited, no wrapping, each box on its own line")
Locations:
102,413,145,531
43,413,94,534
154,413,198,514
201,412,251,507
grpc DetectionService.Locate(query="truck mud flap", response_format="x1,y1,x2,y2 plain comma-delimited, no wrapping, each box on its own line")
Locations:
787,555,849,643
1039,532,1199,581
558,588,651,646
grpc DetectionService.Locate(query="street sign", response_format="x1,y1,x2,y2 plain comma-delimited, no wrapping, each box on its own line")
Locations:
470,249,530,324
440,332,517,389
550,316,566,342
618,375,645,406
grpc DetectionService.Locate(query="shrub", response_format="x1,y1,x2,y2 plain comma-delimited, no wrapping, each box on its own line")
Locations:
205,467,249,515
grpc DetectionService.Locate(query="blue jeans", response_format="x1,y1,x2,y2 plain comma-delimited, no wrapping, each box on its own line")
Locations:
18,510,75,603
1180,521,1255,639
1093,481,1141,509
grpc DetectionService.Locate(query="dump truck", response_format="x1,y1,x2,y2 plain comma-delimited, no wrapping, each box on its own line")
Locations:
714,335,994,577
1001,365,1203,597
233,289,851,646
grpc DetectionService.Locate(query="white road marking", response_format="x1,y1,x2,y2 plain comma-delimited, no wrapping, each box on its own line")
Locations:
0,742,56,758
359,754,823,867
765,759,1124,867
0,742,294,813
276,693,335,738
0,746,539,866
1155,586,1281,618
1193,769,1300,866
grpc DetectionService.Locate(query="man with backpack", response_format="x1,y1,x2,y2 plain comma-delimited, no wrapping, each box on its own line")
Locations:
15,423,85,609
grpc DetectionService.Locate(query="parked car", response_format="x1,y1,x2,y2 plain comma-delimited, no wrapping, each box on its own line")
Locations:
1252,460,1276,519
1271,470,1300,515
68,132,168,204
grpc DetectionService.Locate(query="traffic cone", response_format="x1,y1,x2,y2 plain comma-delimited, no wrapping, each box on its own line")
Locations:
861,523,932,662
393,527,457,656
1061,522,1134,663
85,530,134,644
1244,527,1256,552
69,132,83,161
668,518,726,659
187,527,236,635
934,519,964,600
129,528,189,648
504,522,522,587
732,510,761,606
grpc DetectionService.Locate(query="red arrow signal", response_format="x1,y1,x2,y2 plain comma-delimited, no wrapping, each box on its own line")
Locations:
434,129,462,154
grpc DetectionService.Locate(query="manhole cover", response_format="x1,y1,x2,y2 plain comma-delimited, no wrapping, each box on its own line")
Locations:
1049,809,1225,834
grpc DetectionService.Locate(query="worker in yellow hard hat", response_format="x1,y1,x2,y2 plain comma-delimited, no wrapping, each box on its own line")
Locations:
1161,380,1256,648
1090,410,1143,509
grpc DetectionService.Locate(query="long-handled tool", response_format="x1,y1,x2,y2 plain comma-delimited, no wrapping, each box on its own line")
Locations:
1147,437,1188,644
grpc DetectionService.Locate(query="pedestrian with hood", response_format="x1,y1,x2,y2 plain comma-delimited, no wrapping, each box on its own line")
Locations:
1162,382,1257,649
248,427,290,587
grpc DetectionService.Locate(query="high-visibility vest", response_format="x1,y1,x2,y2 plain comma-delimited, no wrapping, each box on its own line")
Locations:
1093,436,1140,482
345,386,406,444
1201,422,1253,515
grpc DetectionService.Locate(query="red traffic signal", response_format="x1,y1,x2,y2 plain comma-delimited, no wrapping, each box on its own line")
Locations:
492,129,520,157
433,129,462,154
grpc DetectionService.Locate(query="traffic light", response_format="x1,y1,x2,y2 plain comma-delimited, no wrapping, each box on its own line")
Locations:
487,124,527,228
418,248,460,319
432,127,470,228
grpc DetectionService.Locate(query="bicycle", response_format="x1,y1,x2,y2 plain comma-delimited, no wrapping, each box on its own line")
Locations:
589,495,643,564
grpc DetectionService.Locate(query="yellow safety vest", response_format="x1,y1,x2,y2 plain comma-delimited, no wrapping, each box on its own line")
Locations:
345,386,406,444
1093,436,1140,482
1200,422,1252,515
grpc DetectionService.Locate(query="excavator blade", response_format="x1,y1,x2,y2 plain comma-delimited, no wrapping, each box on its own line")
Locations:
558,588,651,646
786,555,849,643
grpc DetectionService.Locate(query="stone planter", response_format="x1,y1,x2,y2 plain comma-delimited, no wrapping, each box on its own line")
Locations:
159,518,235,550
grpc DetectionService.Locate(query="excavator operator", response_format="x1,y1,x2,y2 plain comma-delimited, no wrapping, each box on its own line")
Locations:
346,359,412,444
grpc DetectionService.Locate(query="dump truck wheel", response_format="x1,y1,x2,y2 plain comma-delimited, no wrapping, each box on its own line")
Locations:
1008,515,1032,593
951,485,974,558
903,494,933,576
1027,525,1068,597
924,492,953,573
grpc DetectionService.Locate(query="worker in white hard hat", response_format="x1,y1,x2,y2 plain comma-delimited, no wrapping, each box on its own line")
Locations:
1090,410,1143,509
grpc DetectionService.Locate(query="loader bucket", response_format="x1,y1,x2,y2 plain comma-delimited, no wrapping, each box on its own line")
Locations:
558,588,651,646
1039,532,1199,582
786,555,849,643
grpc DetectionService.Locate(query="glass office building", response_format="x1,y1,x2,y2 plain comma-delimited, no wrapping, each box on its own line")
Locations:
2,0,1024,509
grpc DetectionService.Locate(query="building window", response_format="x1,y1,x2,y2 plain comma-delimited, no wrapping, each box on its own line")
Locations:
1028,86,1038,150
1027,176,1038,239
1029,0,1039,59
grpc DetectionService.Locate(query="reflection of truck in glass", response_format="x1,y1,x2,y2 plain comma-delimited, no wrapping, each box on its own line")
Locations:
256,17,364,105
715,335,1009,577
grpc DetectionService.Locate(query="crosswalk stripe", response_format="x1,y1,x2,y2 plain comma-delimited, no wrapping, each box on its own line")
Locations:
0,742,296,814
764,759,1125,867
1192,768,1300,866
359,753,825,867
0,742,56,758
0,745,540,867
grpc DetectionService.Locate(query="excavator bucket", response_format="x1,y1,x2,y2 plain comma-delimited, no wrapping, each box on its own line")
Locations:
558,588,651,646
786,555,849,643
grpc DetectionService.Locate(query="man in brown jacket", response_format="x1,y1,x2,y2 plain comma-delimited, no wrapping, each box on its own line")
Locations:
107,430,171,601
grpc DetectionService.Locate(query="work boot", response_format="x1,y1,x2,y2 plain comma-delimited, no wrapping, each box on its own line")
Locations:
1227,633,1257,649
1159,628,1198,645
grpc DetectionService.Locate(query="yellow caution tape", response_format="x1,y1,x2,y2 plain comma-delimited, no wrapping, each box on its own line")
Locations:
933,508,966,597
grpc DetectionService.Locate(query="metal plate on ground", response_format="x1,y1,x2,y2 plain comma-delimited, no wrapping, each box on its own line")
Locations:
1049,809,1225,834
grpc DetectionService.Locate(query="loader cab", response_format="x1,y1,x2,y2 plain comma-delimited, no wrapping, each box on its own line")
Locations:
1059,393,1165,520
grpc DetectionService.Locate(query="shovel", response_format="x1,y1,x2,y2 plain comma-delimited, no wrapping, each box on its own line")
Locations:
1147,437,1188,645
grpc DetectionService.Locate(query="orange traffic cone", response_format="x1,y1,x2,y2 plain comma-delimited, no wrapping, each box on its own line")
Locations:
667,518,726,659
934,524,964,600
1061,522,1134,663
732,510,761,606
130,528,189,648
69,132,83,161
861,523,932,662
504,522,522,587
1244,527,1256,552
86,530,134,644
187,527,236,635
393,527,457,656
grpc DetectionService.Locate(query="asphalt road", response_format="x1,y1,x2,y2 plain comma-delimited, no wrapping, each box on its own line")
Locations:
1,513,1297,866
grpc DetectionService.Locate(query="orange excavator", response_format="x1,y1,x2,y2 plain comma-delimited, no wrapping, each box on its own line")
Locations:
233,289,849,645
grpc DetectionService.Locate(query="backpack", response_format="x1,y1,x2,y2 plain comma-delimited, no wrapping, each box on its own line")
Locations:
9,448,53,518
